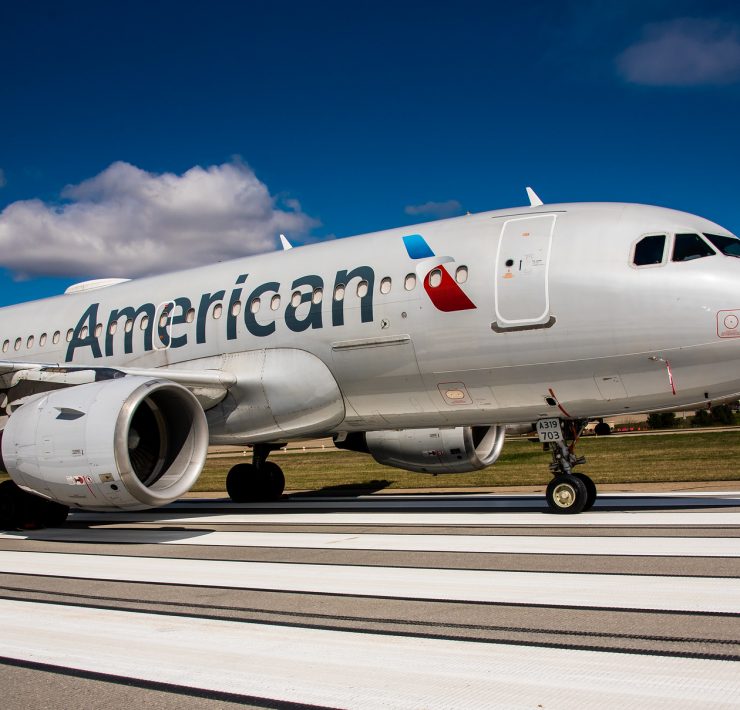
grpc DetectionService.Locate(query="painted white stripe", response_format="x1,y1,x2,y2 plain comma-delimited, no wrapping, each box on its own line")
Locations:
69,509,740,527
3,528,740,557
0,599,736,710
0,551,738,613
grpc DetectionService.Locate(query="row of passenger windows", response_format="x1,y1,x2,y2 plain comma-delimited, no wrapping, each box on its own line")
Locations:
2,266,470,353
633,232,740,267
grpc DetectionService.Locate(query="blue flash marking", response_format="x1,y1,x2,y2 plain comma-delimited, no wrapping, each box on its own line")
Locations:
403,234,435,260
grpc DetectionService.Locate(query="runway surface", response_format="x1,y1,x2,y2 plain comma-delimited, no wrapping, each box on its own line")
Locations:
1,490,739,709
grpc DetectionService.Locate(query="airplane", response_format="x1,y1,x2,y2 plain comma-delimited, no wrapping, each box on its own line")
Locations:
1,188,739,528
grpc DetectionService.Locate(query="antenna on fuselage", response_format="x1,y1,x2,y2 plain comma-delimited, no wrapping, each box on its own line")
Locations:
526,187,543,207
279,234,293,250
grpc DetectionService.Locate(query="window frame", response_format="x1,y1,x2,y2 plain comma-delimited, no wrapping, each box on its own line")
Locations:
671,232,716,263
630,233,668,269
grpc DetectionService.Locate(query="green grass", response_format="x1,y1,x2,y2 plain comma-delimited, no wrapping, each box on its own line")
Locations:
194,431,740,492
3,431,739,493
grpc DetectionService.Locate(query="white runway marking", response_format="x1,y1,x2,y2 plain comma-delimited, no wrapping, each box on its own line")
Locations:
1,550,738,613
0,599,736,710
69,509,740,526
3,528,740,557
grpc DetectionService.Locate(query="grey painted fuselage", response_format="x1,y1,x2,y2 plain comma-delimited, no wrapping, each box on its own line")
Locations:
1,201,738,443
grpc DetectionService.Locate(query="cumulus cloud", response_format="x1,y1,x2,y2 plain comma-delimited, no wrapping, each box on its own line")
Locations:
0,169,6,188
616,18,740,86
404,199,463,219
0,160,316,278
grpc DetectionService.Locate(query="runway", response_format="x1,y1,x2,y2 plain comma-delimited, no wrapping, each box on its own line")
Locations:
1,491,739,709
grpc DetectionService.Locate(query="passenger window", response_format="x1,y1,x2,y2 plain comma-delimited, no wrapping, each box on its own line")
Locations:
291,291,302,307
312,287,323,304
139,317,149,331
52,331,60,344
672,233,715,262
251,297,261,314
66,329,73,342
186,308,196,323
125,319,134,333
429,269,442,288
357,280,369,298
26,335,34,349
213,304,223,319
80,327,88,338
40,333,47,347
109,322,117,335
633,235,666,266
95,324,103,337
380,277,392,294
404,273,417,291
2,340,8,353
231,301,242,316
334,284,345,301
270,294,281,311
14,338,21,351
456,266,468,284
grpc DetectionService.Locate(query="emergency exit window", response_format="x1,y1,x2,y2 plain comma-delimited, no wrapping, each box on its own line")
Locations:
633,234,666,266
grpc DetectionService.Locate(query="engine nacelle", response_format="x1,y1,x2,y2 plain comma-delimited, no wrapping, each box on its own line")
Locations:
1,376,209,510
336,425,506,474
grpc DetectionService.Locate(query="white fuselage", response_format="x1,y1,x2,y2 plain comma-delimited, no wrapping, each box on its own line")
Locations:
2,202,739,443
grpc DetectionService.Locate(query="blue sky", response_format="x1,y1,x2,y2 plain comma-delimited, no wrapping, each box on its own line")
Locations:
1,0,739,305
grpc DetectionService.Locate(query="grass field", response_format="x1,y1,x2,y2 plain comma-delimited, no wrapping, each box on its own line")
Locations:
193,431,740,492
2,431,739,492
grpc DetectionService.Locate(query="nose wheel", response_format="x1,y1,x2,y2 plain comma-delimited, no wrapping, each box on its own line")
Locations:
537,418,597,514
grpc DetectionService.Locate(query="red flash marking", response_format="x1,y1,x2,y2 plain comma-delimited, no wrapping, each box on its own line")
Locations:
665,360,676,395
423,266,476,312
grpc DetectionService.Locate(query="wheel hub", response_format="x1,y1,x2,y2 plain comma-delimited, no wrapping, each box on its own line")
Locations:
552,482,576,508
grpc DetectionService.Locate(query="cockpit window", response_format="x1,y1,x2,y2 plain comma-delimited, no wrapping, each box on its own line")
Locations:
672,233,715,262
633,234,666,266
704,233,740,258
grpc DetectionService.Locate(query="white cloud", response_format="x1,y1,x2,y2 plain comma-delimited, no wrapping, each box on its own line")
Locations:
616,18,740,86
0,169,6,188
404,199,463,219
0,160,316,278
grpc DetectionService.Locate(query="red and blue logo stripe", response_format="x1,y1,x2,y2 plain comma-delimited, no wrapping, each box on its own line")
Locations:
402,234,476,312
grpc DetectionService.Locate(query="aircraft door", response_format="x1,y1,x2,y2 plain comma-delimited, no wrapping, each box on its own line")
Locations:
154,301,175,350
494,214,556,329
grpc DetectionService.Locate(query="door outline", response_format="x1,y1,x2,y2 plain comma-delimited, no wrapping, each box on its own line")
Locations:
153,300,175,350
494,214,556,327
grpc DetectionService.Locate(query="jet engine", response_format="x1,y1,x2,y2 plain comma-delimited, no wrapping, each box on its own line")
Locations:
1,376,209,510
335,425,506,474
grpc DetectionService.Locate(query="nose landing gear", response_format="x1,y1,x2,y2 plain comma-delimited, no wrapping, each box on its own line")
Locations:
536,418,596,513
226,443,286,503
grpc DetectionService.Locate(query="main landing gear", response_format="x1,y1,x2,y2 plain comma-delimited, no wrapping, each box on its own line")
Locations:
226,443,286,503
0,479,69,530
536,419,597,514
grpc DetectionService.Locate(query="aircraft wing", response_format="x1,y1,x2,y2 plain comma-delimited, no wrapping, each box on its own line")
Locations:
0,360,236,410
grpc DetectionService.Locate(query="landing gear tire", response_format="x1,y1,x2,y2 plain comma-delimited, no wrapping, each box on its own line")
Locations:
0,480,69,529
226,461,285,503
226,463,256,503
546,474,588,514
260,461,285,501
573,473,597,511
594,421,611,436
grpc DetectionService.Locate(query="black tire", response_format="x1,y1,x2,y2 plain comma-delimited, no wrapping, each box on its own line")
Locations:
0,480,22,530
574,473,597,511
594,422,611,436
260,461,285,501
39,499,70,527
546,474,588,514
226,463,256,502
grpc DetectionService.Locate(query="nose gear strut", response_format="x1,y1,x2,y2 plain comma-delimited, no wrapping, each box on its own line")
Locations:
536,418,597,513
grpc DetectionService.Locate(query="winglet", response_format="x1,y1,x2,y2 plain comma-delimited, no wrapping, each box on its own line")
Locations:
279,234,293,250
526,187,543,207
